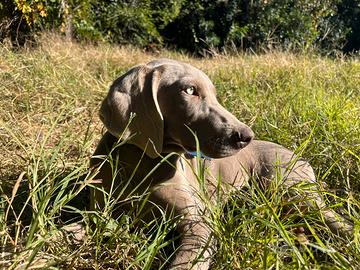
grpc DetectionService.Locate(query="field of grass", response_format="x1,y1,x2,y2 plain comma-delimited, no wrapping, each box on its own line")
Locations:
0,34,359,269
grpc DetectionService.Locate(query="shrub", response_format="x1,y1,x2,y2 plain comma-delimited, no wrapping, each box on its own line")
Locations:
0,0,359,53
337,0,360,52
0,0,30,46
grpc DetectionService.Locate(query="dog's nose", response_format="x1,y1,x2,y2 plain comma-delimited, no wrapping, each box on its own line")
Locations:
230,129,254,149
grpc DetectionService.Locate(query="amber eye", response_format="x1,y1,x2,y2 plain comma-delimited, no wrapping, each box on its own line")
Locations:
184,86,197,95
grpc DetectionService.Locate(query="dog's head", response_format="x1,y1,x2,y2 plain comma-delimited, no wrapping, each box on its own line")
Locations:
100,58,254,159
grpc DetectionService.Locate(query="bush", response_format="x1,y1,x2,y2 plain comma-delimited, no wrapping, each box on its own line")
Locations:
161,0,351,54
0,0,30,46
337,0,360,52
230,0,346,51
90,0,161,46
0,0,359,53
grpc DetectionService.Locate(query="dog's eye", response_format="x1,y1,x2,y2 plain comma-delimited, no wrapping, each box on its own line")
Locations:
184,86,197,96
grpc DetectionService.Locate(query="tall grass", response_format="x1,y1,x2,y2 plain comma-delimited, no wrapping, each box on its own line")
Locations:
0,34,359,269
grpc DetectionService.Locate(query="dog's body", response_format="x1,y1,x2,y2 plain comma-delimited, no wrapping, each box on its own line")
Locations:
91,59,352,269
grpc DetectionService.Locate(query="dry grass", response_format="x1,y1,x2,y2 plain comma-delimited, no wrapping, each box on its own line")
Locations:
0,33,359,269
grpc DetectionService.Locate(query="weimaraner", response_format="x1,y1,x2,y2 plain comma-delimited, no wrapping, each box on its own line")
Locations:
90,59,352,269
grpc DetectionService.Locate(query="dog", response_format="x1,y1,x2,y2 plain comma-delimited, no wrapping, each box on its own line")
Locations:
90,58,353,269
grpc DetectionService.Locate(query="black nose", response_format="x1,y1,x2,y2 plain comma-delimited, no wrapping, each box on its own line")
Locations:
230,130,254,149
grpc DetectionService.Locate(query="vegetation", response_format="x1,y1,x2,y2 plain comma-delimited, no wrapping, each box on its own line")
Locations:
0,34,359,269
1,0,360,54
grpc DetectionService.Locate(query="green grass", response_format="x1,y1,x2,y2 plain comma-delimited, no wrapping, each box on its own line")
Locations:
0,34,359,269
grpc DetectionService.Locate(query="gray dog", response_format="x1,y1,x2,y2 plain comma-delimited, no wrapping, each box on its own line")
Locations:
90,59,352,269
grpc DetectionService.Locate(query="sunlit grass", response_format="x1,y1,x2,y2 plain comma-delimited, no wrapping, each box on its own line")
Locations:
0,33,359,269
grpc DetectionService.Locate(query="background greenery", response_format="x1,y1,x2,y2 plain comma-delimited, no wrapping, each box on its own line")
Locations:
1,0,360,54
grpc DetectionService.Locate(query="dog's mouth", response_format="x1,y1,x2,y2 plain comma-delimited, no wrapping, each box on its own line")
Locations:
200,133,253,158
201,144,241,159
163,140,244,159
162,130,253,158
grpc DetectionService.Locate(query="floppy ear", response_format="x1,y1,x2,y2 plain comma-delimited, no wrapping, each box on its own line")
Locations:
99,65,163,158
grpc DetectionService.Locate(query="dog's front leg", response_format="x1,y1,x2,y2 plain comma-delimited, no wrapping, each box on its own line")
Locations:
152,172,214,270
169,216,214,270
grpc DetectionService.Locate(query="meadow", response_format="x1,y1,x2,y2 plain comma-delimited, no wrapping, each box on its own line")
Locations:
0,34,359,269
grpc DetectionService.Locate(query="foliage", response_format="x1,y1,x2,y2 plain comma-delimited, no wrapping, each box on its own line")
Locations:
336,0,360,52
232,0,346,51
13,0,47,26
162,0,350,53
1,0,360,53
0,0,30,46
90,0,158,45
1,0,183,46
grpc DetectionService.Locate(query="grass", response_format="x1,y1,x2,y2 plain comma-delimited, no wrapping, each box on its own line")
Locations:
0,33,359,269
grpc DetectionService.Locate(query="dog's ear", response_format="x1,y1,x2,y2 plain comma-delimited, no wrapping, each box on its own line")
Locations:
99,65,163,158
